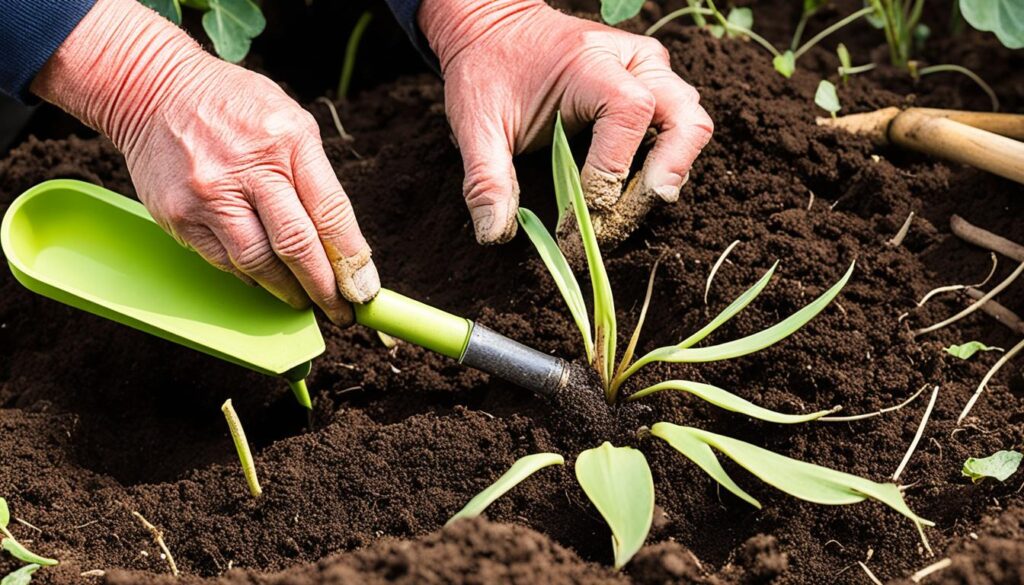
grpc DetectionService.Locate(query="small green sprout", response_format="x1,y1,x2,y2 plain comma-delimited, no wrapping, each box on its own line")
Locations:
773,51,796,78
945,341,1003,360
814,80,841,118
962,450,1023,483
139,0,266,63
221,399,262,498
0,499,58,568
709,7,753,39
599,0,645,25
1,564,40,585
338,11,373,100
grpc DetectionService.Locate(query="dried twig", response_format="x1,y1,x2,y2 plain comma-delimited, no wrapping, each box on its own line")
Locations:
914,261,1024,337
958,336,1024,424
965,288,1024,334
911,557,952,583
705,240,740,305
131,511,179,577
893,386,939,481
858,561,884,585
950,215,1024,262
821,384,928,422
915,253,998,307
315,97,354,141
887,211,915,247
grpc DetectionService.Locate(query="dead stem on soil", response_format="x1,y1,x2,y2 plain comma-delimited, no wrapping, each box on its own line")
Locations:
965,288,1024,333
14,517,42,534
315,97,362,159
915,253,998,307
80,569,106,578
913,261,1024,337
910,557,952,583
950,215,1024,262
131,511,179,577
893,386,939,482
820,384,928,422
704,240,739,305
887,211,915,247
957,336,1024,424
858,561,884,585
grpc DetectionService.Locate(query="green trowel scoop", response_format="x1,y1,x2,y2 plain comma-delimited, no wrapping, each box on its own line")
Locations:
1,180,567,408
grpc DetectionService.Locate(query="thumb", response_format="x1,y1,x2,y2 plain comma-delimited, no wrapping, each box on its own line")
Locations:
453,120,520,245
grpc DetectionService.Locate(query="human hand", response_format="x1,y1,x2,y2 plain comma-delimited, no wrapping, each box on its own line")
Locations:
31,0,377,325
420,0,714,246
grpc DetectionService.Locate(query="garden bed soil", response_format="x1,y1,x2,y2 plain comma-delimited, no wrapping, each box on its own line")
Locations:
1,1,1023,583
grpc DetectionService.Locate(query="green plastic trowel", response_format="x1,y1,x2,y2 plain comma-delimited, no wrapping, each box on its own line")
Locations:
1,180,567,408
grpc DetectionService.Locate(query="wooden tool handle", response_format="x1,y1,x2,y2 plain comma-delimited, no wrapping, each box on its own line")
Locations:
890,109,1024,185
910,108,1024,141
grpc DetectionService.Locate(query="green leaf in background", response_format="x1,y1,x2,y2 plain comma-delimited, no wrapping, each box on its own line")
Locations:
0,499,8,529
575,443,654,569
773,50,796,78
202,0,266,63
651,423,934,531
1,564,40,585
553,114,616,396
711,7,754,39
139,0,182,24
945,341,1004,360
962,450,1023,483
803,0,827,15
814,80,842,117
1,539,58,567
517,209,593,361
837,43,852,71
629,380,836,423
600,0,646,25
448,453,565,525
959,0,1024,49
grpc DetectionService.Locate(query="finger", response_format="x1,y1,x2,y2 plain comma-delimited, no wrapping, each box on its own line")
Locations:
292,140,379,303
209,203,309,310
250,175,354,325
632,49,713,202
569,65,656,208
450,114,519,245
181,224,257,286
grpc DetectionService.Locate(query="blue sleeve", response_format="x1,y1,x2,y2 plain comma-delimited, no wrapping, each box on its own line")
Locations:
0,0,99,102
381,0,440,74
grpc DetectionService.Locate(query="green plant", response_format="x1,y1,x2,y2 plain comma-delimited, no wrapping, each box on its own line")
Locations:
338,11,373,100
814,79,841,118
0,499,58,571
139,0,265,63
836,43,877,84
222,399,262,498
945,341,1003,360
600,0,645,25
959,0,1024,49
962,450,1023,482
447,116,931,568
1,565,40,585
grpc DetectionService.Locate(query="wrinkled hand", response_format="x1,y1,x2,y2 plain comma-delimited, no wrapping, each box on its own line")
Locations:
421,0,714,245
31,0,377,325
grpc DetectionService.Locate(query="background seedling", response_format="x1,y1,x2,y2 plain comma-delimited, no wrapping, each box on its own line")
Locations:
962,450,1023,482
814,80,841,118
139,0,266,63
1,564,39,585
945,342,1003,360
131,511,179,577
0,499,57,568
338,11,373,100
958,0,1024,49
222,399,262,498
600,0,645,25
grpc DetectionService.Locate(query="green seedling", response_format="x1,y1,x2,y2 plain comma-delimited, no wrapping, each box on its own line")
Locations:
338,11,373,100
945,341,1003,360
0,499,58,568
962,450,1023,483
791,0,826,49
449,116,929,569
814,80,841,118
139,0,265,63
600,0,645,25
836,43,877,84
709,7,753,39
958,0,1024,49
1,565,40,585
222,399,262,498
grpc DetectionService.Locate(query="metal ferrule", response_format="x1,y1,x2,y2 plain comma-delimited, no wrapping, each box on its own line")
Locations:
459,323,568,397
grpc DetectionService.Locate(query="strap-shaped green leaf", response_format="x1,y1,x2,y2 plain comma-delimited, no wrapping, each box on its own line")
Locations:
679,261,779,350
629,380,835,423
575,443,654,569
1,564,40,585
553,114,616,393
0,499,8,529
651,423,933,529
448,453,565,525
649,423,760,508
1,539,58,567
202,0,266,63
517,209,593,361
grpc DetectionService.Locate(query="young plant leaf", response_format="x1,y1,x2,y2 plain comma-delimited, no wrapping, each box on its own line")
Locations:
651,423,933,529
0,498,8,529
710,7,754,39
945,341,1003,360
600,0,646,25
629,380,836,423
553,114,616,395
202,0,266,63
624,262,852,379
139,0,183,23
773,50,796,78
1,564,40,585
517,208,594,361
1,539,58,567
814,80,841,118
837,43,852,82
962,450,1023,483
448,453,565,525
575,443,654,569
958,0,1024,49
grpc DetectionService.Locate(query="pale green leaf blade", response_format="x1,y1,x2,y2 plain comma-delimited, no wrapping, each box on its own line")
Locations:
959,0,1024,49
517,209,594,361
575,443,654,569
139,0,182,24
727,7,754,33
1,539,58,567
773,50,796,78
945,341,1003,360
630,380,835,423
600,0,646,25
203,0,266,63
815,80,842,116
652,423,933,527
554,114,616,391
1,564,40,585
0,498,8,529
650,423,761,508
448,453,564,525
962,450,1023,483
837,43,852,70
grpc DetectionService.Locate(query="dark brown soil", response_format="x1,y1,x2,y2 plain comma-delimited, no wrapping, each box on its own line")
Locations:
1,1,1023,583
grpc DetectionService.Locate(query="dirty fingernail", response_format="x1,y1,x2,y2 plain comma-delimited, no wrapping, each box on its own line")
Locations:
350,258,380,303
471,202,516,245
653,172,691,203
581,165,625,209
470,205,495,243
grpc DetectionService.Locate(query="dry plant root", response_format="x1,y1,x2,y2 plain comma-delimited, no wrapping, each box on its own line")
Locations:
131,511,180,577
965,288,1024,334
950,215,1024,262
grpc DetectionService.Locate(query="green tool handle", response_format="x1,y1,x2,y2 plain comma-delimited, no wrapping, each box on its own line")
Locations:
353,288,473,359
